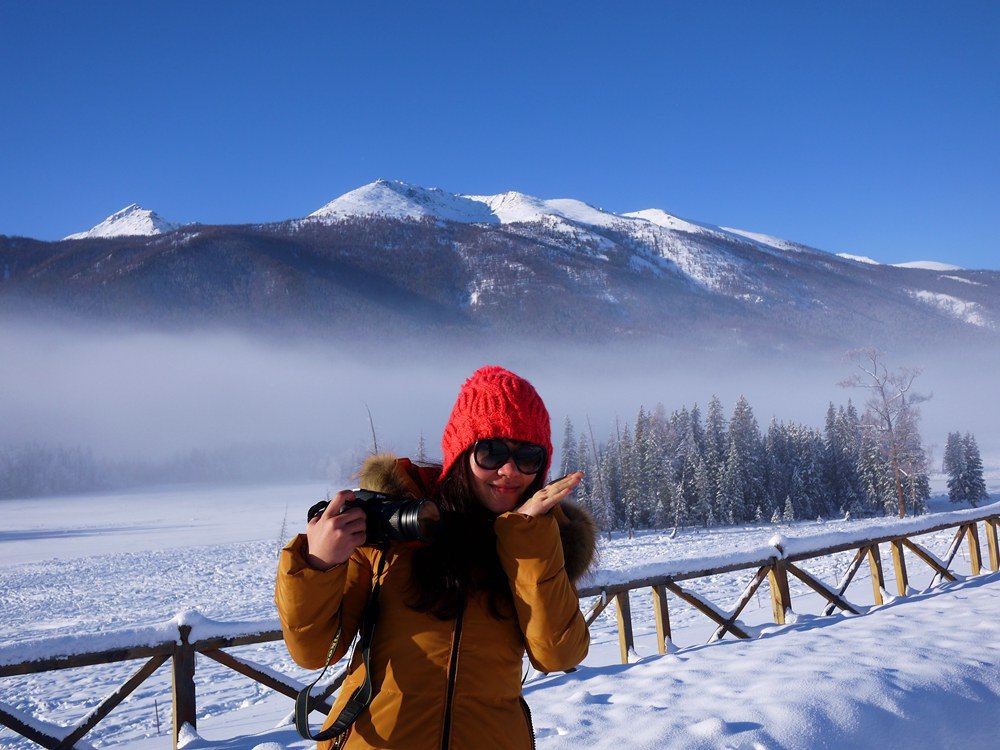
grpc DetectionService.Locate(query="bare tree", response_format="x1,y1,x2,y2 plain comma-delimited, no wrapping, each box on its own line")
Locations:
839,349,930,518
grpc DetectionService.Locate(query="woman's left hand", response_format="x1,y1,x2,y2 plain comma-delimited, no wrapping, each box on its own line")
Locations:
515,471,583,517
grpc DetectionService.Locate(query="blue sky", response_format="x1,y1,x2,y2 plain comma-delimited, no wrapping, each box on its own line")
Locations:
2,1,997,267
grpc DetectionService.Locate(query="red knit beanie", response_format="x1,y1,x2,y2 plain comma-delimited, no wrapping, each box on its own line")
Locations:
440,365,552,481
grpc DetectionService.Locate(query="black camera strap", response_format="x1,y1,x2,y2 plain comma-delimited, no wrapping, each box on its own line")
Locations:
294,549,389,745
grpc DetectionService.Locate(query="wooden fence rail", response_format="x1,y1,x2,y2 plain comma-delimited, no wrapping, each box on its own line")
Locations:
577,511,999,666
2,509,998,749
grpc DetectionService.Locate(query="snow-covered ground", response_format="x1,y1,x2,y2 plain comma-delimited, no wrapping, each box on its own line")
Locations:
1,484,997,749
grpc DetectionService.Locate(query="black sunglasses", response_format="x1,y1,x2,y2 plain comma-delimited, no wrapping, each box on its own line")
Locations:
473,438,547,475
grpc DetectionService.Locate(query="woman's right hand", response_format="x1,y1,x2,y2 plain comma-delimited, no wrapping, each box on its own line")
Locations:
305,490,366,570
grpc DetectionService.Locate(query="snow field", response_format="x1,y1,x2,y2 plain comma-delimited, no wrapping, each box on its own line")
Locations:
1,486,997,749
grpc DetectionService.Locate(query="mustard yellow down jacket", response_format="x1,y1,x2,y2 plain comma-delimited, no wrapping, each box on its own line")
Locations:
275,454,596,750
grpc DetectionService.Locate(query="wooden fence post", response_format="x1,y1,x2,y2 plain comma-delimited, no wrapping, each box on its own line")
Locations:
172,624,197,750
866,545,886,605
889,539,909,597
985,518,1000,573
614,591,635,664
650,585,671,654
966,522,982,576
767,562,792,625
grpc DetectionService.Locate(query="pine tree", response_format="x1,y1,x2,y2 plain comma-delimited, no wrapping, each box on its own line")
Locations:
783,494,795,522
961,433,989,508
618,420,638,536
631,406,658,527
727,395,765,521
834,404,864,514
703,395,726,521
559,416,579,477
943,432,967,504
574,430,593,514
718,440,743,525
858,427,894,516
416,432,427,464
692,456,713,527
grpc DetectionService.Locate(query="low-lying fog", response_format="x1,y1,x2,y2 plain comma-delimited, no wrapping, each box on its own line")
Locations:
2,319,998,494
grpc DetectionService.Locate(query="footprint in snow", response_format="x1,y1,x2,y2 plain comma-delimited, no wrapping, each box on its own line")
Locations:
568,690,613,704
687,717,762,738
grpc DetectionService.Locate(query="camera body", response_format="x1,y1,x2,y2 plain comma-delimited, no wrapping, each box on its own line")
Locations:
307,489,440,546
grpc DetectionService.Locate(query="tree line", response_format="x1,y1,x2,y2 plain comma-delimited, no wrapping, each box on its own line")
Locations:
559,395,987,535
0,442,332,500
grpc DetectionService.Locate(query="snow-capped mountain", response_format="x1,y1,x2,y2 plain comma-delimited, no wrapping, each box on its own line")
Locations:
64,204,180,240
4,180,997,351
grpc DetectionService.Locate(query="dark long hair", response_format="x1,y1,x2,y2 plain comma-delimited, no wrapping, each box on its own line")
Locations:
407,449,546,620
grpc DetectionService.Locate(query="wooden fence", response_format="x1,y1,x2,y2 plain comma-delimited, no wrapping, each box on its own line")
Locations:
1,508,998,749
576,510,1000,664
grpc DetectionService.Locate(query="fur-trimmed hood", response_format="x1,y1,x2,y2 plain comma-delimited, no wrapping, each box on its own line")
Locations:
358,453,597,583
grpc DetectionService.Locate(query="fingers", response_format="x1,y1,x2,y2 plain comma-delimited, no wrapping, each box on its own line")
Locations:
545,471,583,492
331,512,366,533
322,490,355,520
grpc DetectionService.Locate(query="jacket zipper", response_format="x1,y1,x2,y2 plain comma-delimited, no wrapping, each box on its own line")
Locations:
519,696,536,750
440,603,465,750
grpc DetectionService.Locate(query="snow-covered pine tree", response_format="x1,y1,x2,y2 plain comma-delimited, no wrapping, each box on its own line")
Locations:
693,455,713,527
559,416,579,478
599,437,622,531
617,419,638,536
631,406,659,527
727,395,765,522
894,399,931,516
673,479,688,528
783,494,795,522
718,439,742,525
858,427,893,516
822,402,848,513
674,416,703,527
689,403,706,455
416,432,427,464
704,395,726,521
654,477,674,527
961,433,989,508
943,432,967,504
763,417,787,521
801,427,826,519
574,429,592,512
833,404,864,515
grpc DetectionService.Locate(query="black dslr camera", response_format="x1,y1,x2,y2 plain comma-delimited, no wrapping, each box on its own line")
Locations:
307,489,440,546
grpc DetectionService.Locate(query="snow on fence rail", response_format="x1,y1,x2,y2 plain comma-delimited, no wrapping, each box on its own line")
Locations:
1,503,998,750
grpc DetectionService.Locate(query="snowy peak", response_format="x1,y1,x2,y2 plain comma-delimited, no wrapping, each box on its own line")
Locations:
624,208,720,236
64,204,180,240
466,191,623,227
893,260,964,271
836,253,880,265
309,179,498,224
310,180,626,228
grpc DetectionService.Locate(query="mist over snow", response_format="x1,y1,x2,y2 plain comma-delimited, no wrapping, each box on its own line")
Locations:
1,319,998,493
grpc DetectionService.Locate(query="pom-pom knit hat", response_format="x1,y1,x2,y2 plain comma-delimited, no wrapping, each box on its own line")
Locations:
440,365,553,481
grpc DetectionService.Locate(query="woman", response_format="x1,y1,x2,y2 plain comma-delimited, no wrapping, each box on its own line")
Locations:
275,365,596,749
